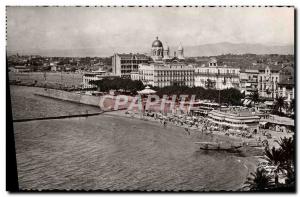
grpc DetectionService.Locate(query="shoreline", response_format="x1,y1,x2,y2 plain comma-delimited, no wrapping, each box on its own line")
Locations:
11,85,261,191
102,110,261,191
103,110,264,153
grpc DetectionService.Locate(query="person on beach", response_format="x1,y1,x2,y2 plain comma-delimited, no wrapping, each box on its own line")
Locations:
163,120,167,128
242,139,245,146
185,128,190,135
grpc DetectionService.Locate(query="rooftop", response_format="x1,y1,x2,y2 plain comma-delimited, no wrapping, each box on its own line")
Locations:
210,108,261,118
115,53,149,60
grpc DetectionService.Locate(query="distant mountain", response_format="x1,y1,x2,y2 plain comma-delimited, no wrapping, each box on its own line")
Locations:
7,42,294,57
182,42,294,57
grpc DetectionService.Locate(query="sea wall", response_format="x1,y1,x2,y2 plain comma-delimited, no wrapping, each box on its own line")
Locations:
36,88,100,107
35,88,131,110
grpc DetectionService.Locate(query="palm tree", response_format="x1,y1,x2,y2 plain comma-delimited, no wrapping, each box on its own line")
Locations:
249,91,260,105
289,99,295,114
276,136,295,185
273,96,285,114
244,168,273,191
276,136,294,162
264,146,284,173
285,167,295,187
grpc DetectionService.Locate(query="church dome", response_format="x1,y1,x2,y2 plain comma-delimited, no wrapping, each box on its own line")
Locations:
152,37,163,47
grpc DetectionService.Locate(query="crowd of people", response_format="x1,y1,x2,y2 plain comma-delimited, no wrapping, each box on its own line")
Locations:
125,110,264,144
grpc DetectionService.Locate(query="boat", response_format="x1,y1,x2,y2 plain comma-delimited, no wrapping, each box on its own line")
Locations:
195,141,243,152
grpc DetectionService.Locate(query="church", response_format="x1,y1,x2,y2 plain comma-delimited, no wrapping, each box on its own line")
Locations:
132,37,194,87
150,36,185,62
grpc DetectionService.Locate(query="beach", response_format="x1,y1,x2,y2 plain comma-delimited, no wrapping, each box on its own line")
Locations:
10,85,260,191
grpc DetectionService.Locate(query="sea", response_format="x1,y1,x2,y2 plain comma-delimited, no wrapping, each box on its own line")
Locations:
10,85,255,191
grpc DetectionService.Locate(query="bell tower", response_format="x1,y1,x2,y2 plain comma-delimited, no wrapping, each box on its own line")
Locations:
177,43,184,60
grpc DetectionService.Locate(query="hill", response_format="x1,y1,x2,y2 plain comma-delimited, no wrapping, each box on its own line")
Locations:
182,42,294,57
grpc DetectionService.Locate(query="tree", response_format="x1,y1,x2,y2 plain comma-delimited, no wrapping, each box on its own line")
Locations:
273,96,285,114
244,168,272,191
90,78,144,94
205,79,215,89
154,86,243,105
249,91,260,105
264,137,295,188
264,146,284,173
276,136,294,162
276,137,295,185
289,99,295,114
220,88,244,106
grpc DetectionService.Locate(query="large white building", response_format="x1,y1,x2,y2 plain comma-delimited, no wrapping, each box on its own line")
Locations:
240,64,294,103
194,58,240,90
240,68,259,96
133,37,193,87
257,65,280,99
277,66,295,102
138,62,194,87
278,80,294,102
112,53,149,78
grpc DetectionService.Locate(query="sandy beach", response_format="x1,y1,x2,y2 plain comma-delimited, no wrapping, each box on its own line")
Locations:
10,85,265,190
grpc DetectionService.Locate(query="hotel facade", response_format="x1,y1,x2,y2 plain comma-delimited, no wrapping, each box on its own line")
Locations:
194,58,240,90
277,68,295,102
240,64,294,101
112,53,150,78
240,68,259,96
257,65,280,99
138,62,194,87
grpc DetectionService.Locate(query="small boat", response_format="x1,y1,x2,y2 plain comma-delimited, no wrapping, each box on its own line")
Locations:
195,141,243,152
246,141,263,147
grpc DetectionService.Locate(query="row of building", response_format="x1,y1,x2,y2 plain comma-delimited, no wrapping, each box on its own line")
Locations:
83,37,294,102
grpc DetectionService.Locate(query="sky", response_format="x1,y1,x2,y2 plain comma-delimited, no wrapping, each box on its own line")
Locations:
6,7,294,56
